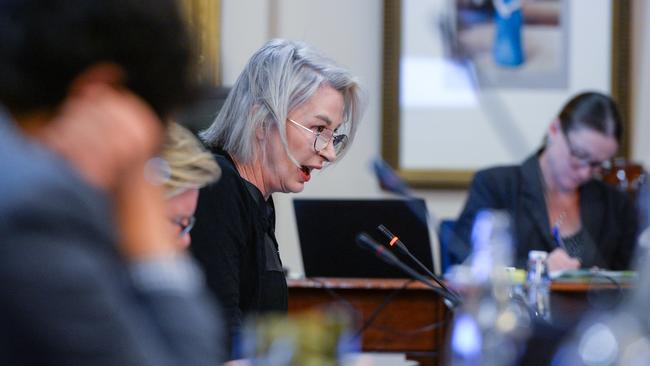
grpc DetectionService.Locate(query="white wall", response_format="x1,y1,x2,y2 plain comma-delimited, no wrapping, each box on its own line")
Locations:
631,0,650,165
221,0,648,277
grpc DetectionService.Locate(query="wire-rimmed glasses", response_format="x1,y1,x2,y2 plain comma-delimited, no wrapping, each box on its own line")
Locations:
561,128,610,170
172,215,195,237
288,118,348,154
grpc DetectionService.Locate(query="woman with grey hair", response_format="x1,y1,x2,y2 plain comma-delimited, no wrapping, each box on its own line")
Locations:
190,39,364,359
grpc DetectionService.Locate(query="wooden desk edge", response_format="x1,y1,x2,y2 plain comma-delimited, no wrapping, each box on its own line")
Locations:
288,277,441,290
288,277,633,293
550,281,634,292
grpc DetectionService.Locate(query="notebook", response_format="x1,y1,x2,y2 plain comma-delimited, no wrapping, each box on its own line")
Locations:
293,198,437,279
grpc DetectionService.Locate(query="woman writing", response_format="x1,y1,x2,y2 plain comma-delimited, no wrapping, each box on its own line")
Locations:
451,92,638,272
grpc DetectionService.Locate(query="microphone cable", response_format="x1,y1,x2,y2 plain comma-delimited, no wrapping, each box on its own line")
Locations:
307,277,361,318
308,277,444,343
585,271,626,310
351,279,413,340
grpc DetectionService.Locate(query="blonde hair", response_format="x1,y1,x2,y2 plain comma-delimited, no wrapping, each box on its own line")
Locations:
161,122,221,197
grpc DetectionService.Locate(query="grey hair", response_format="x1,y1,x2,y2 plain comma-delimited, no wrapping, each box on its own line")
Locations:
200,39,364,164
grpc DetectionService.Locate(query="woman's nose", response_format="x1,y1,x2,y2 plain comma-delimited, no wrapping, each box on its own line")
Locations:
319,141,337,162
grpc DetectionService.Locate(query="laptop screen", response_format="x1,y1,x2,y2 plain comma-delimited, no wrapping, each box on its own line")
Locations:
293,198,436,279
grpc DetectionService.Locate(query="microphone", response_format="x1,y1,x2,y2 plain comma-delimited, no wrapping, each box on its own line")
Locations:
356,232,460,307
377,224,459,300
373,159,411,197
372,158,432,229
373,157,472,269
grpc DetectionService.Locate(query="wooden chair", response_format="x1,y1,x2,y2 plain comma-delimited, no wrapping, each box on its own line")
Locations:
599,158,646,197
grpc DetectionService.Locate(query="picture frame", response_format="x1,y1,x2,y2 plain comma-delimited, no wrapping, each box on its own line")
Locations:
382,0,631,188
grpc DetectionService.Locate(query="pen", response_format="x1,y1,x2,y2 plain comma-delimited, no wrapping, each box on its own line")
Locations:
551,225,565,250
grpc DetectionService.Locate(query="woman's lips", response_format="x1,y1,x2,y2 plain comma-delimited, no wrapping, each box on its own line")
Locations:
299,166,311,182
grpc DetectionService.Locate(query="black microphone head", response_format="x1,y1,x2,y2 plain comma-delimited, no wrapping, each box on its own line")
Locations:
355,232,396,262
376,224,394,240
376,224,407,251
356,232,380,252
372,159,410,196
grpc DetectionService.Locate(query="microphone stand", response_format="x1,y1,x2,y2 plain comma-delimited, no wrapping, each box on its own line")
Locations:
377,224,460,301
356,232,461,307
373,158,473,273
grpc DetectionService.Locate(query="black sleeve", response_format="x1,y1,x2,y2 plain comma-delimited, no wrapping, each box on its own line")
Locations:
190,175,250,355
612,192,639,270
449,170,503,264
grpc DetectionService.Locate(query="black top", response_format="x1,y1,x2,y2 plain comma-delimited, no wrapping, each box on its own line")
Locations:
450,153,638,269
190,149,288,359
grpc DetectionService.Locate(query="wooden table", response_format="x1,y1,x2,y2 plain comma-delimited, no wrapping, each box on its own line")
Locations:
288,277,633,366
549,280,632,328
288,277,450,366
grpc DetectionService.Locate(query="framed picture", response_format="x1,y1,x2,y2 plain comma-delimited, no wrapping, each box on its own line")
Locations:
382,0,631,188
181,0,221,86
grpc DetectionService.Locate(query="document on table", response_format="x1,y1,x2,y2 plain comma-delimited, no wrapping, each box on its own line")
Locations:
550,269,637,283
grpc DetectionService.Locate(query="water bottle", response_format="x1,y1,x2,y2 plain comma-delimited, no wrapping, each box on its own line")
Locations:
493,0,525,67
448,210,531,366
526,250,551,320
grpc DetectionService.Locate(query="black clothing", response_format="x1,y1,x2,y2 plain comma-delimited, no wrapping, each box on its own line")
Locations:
190,149,288,358
450,153,638,269
561,229,593,259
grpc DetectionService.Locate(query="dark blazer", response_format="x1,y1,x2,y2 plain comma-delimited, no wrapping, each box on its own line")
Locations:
450,153,638,269
0,113,222,365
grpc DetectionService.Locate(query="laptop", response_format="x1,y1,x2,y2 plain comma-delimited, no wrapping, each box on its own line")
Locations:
293,198,437,279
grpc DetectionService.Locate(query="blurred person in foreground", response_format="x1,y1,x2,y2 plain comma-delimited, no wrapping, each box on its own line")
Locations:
451,92,638,272
190,39,365,358
161,122,221,249
0,0,222,364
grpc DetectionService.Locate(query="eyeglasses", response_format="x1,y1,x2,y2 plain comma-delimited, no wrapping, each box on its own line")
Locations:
561,129,609,169
171,215,195,237
288,118,348,154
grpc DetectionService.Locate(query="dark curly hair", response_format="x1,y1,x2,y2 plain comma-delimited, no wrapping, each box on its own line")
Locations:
0,0,196,118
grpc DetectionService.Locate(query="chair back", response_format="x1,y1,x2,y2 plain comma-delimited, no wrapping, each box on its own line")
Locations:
438,219,457,274
600,158,646,196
